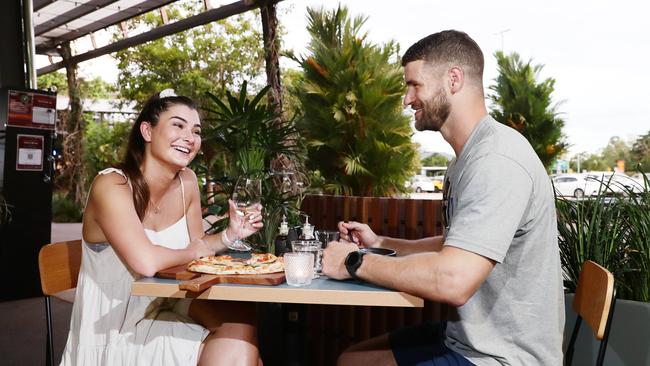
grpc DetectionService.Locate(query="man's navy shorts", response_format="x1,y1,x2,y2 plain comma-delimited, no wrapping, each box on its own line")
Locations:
389,323,474,366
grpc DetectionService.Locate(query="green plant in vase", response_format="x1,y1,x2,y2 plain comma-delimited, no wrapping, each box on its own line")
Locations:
199,82,307,253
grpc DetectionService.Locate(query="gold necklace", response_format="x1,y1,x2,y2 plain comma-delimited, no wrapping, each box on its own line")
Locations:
150,185,172,215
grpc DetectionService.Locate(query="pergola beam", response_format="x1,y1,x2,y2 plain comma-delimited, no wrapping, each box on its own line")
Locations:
37,0,274,75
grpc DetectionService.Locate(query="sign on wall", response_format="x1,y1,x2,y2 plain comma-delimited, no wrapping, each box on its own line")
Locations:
6,90,56,130
16,134,44,171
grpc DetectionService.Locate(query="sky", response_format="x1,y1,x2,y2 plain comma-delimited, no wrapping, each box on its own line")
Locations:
37,0,650,157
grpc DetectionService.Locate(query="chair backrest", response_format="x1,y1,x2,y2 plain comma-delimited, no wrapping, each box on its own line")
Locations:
38,240,82,296
572,260,616,340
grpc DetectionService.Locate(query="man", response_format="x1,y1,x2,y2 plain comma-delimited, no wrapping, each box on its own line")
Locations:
322,30,565,365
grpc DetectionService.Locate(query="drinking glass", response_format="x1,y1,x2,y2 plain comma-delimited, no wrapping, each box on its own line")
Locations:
284,252,314,286
292,240,322,277
229,175,262,251
316,230,340,248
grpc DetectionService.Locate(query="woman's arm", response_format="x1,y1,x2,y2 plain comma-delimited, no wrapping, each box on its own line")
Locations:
181,169,263,253
88,173,212,277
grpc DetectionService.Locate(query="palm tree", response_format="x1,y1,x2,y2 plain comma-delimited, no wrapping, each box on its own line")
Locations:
489,51,568,170
291,6,418,197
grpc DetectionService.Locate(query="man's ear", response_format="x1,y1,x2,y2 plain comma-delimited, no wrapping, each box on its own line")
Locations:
448,67,464,94
140,121,153,142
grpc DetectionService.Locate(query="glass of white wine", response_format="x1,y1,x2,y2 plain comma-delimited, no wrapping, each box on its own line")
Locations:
229,175,262,251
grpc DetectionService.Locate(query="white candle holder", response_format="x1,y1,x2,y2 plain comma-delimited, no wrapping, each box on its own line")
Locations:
284,252,314,286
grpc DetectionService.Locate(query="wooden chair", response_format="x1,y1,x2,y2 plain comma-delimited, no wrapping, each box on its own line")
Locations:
38,240,82,366
565,260,617,366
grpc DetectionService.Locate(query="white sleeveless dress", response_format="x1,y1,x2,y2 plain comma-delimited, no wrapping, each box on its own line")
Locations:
60,168,209,366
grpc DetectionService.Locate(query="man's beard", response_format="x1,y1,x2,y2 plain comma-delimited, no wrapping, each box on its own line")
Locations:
415,89,451,132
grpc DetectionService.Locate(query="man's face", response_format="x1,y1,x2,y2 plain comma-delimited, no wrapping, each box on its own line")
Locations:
403,60,451,132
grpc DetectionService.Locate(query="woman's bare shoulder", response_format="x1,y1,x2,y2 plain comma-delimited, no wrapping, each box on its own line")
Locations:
179,168,198,183
88,171,132,204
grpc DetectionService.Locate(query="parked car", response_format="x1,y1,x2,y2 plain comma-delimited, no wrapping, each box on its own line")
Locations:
431,175,444,192
552,174,601,198
553,172,644,198
409,175,436,193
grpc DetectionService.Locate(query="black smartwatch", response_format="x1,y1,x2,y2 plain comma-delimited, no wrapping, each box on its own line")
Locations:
345,250,365,279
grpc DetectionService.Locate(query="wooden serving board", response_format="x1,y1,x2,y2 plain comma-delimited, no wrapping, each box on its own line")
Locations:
179,272,286,292
156,264,201,280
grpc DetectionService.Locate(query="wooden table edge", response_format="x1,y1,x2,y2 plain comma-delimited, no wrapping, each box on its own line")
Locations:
131,281,424,308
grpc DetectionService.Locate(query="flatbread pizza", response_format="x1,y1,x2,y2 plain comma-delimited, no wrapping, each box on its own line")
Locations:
187,253,284,275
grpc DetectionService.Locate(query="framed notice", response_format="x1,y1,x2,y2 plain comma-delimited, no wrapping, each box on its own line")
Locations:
7,90,56,130
16,134,44,171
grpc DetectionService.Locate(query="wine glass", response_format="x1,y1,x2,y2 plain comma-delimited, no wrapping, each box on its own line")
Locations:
229,175,262,251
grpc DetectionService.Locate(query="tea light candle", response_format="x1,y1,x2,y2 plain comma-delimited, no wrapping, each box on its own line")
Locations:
284,252,314,286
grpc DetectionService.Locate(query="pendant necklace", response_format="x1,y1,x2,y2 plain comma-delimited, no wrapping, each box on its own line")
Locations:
150,186,171,215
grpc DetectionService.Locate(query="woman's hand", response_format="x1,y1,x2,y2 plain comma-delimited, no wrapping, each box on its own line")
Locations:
338,221,380,248
227,199,264,240
187,237,214,258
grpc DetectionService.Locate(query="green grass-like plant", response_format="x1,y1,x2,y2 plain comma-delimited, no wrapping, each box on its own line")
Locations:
556,173,650,301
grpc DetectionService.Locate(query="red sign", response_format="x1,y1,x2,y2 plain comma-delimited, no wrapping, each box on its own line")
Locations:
16,134,44,171
7,90,57,130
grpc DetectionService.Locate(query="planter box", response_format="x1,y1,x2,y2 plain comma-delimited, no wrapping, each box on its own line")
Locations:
565,293,650,365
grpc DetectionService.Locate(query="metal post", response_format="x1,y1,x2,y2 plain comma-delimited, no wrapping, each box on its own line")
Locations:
23,0,37,89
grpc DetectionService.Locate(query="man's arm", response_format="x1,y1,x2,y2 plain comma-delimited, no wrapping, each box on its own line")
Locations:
323,242,495,306
378,235,445,255
339,221,445,255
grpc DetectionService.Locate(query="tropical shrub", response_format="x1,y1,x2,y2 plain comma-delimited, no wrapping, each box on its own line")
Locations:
291,6,418,196
556,173,650,301
200,82,307,252
489,52,568,170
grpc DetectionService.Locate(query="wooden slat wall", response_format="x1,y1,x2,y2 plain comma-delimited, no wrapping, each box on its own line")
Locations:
300,195,449,366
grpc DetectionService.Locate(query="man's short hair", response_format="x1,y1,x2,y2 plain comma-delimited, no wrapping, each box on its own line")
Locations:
401,30,484,82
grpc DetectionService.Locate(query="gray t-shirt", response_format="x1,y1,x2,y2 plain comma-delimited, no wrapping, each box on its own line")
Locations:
443,116,565,365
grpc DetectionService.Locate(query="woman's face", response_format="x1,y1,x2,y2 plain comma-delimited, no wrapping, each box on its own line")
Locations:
142,104,202,169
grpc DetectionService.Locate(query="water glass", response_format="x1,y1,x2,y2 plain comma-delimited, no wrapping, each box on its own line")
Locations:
291,240,323,276
316,230,341,248
284,252,314,286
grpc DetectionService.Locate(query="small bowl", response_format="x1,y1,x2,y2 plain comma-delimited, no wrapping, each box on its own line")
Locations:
360,247,397,256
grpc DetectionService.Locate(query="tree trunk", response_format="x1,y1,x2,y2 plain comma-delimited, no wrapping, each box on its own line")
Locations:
58,42,85,206
260,1,282,121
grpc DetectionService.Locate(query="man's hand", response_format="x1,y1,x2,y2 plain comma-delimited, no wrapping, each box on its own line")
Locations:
322,241,359,280
338,221,379,248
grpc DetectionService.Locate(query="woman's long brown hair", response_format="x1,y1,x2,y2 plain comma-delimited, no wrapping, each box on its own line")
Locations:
118,92,198,221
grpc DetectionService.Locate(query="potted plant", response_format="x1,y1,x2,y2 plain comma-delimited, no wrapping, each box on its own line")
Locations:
556,172,650,364
197,82,307,253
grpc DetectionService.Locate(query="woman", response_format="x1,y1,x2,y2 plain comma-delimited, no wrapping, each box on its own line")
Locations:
61,90,263,365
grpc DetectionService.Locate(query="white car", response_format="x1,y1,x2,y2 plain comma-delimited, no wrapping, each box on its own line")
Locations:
552,174,601,198
553,173,644,198
409,175,436,193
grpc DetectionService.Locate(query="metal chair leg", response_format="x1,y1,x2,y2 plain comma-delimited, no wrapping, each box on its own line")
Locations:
45,296,54,366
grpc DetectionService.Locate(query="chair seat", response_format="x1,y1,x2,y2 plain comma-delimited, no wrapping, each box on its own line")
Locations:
52,288,76,303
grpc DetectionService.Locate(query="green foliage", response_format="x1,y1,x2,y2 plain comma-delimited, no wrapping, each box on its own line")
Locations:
631,131,650,171
291,6,418,197
200,82,307,252
556,174,650,302
489,51,568,170
52,192,83,222
38,72,115,99
114,1,264,107
38,71,68,94
421,153,449,168
82,117,132,182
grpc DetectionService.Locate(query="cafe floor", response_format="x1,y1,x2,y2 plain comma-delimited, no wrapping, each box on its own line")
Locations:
0,223,80,365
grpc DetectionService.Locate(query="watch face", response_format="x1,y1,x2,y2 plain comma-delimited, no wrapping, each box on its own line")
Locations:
345,251,360,266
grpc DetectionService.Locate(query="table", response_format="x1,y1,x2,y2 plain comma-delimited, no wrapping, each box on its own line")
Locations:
132,276,423,307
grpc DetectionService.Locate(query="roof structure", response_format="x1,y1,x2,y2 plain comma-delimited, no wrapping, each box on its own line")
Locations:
34,0,178,55
32,0,271,75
